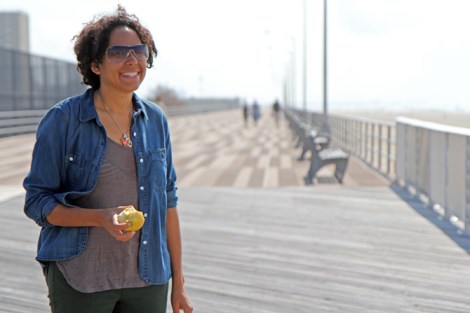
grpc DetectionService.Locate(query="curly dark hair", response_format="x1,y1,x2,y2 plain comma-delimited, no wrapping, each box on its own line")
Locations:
73,5,158,90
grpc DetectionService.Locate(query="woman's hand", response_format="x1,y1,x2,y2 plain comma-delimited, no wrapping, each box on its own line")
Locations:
46,204,136,243
167,207,193,312
100,206,136,241
171,281,193,313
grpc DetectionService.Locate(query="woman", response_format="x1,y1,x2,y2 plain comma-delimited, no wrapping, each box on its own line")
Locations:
23,6,192,313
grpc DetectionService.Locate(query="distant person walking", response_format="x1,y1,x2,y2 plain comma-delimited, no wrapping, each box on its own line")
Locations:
272,99,280,126
242,102,250,126
252,100,261,126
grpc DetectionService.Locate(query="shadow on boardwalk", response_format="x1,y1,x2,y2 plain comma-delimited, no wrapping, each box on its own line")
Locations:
391,182,470,255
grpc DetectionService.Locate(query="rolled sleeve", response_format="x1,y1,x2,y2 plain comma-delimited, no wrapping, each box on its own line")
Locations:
166,186,178,209
23,106,68,228
23,194,59,227
164,116,178,209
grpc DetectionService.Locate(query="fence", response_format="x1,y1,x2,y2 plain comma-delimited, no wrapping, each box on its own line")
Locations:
328,113,396,179
289,109,397,180
396,117,470,234
0,47,84,111
164,101,240,116
292,109,470,234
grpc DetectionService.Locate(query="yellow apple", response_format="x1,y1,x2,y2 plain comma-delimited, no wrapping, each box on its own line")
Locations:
117,205,145,232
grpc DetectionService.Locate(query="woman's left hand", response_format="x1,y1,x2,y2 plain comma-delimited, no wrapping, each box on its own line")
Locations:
171,281,193,313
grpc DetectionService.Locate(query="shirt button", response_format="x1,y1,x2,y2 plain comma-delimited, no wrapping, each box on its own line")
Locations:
143,240,148,245
140,186,144,191
144,213,148,218
69,157,74,161
133,132,137,136
140,158,144,163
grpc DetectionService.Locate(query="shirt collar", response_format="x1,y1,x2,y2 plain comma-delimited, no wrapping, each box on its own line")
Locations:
79,88,148,123
132,93,149,120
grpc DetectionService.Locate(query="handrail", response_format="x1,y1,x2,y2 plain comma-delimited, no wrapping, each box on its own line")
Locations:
329,113,396,179
287,109,470,234
396,117,470,234
287,108,396,180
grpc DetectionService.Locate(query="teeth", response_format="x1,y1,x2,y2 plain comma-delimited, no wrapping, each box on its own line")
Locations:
122,72,138,77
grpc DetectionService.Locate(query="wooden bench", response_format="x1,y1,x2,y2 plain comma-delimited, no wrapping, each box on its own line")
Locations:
304,144,349,185
284,111,330,160
284,111,306,146
284,109,349,184
284,111,326,149
298,128,330,161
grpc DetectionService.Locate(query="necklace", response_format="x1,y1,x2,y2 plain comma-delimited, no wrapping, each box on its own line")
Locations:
97,92,133,148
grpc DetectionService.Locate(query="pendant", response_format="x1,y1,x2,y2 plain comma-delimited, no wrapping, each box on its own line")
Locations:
120,134,133,148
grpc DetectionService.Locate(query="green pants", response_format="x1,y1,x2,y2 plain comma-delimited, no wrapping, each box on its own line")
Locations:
45,262,169,313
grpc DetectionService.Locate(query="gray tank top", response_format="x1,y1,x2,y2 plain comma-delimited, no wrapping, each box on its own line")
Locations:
57,138,149,293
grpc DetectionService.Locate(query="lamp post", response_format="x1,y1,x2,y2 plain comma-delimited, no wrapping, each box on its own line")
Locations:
302,0,307,121
265,31,297,109
321,0,330,134
290,36,296,109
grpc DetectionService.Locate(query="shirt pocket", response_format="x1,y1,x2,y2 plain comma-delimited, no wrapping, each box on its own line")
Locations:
145,148,167,192
63,153,96,191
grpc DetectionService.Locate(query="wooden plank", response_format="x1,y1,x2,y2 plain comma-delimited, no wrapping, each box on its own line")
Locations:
176,187,470,313
7,186,470,312
0,195,48,313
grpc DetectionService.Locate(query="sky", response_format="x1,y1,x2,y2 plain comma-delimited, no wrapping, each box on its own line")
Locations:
1,0,469,111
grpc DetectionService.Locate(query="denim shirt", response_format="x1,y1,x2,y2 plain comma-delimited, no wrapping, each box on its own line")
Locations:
23,88,178,285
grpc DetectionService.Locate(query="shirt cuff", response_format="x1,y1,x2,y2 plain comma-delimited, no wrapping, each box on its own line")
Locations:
166,188,178,208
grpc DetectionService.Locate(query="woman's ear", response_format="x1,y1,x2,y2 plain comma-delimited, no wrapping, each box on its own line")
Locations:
91,62,101,75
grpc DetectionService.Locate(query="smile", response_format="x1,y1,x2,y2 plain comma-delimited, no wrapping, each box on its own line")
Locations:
121,72,139,77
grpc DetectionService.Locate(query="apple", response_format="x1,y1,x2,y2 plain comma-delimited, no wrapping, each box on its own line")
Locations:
117,205,145,232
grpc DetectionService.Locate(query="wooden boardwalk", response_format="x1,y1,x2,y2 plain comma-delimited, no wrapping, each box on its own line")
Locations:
179,187,470,312
0,108,389,189
2,109,470,312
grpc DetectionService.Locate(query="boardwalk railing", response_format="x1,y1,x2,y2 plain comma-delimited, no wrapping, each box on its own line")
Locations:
290,109,470,234
290,109,397,180
0,47,84,111
328,113,396,179
164,102,239,116
396,117,470,234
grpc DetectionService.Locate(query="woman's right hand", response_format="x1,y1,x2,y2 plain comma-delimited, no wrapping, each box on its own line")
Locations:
100,206,136,242
46,204,136,242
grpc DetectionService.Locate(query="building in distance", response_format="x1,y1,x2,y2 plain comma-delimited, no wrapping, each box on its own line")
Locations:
0,11,29,52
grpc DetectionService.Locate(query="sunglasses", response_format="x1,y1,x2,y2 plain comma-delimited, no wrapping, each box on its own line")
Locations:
105,44,150,63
